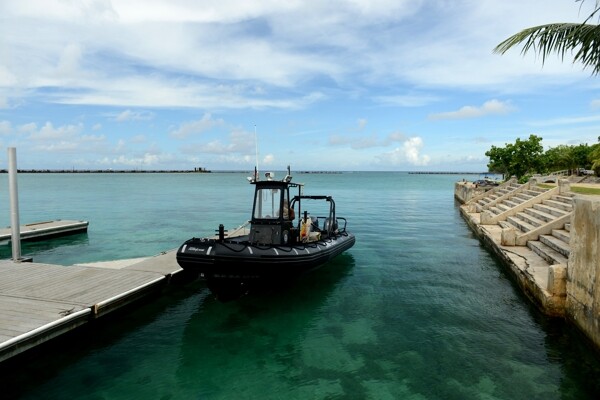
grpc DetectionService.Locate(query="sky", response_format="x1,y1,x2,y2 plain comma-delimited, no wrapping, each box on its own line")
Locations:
1,0,600,172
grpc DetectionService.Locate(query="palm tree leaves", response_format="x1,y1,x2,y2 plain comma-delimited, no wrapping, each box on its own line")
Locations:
494,2,600,74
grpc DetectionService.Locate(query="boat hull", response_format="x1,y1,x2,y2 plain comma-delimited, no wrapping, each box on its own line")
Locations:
176,232,355,282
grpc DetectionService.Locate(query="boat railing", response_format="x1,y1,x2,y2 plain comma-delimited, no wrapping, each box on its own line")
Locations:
212,220,251,239
337,217,348,233
314,216,348,235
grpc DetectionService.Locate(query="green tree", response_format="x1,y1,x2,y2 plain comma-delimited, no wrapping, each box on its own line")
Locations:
572,143,593,170
485,135,544,179
590,143,600,174
542,145,570,172
485,144,511,175
494,1,600,74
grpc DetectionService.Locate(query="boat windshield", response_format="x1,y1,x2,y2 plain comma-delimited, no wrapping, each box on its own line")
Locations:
254,188,282,219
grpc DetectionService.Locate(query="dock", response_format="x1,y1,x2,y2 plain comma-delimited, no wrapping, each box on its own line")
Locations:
0,220,89,243
0,250,184,362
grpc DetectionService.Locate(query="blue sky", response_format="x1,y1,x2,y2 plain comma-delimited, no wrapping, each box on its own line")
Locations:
1,0,600,171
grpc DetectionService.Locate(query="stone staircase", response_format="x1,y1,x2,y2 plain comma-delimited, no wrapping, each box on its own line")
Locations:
474,181,522,212
527,225,570,266
523,195,573,267
467,178,574,265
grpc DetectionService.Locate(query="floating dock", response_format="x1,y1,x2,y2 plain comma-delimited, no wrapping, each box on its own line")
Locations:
0,250,184,362
0,220,89,243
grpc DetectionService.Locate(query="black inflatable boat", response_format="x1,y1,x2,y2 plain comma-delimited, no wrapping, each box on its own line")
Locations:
176,168,355,296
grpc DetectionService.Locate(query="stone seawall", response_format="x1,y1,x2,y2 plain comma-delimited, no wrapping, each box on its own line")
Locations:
566,196,600,349
454,181,486,203
456,180,600,351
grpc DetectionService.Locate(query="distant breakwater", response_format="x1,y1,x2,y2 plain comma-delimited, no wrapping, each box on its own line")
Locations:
0,169,212,174
408,171,491,175
0,169,490,175
0,169,345,174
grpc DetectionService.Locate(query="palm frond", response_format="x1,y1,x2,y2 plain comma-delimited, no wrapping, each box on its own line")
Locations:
494,22,600,74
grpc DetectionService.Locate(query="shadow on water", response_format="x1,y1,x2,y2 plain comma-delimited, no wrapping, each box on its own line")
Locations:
536,312,600,399
0,254,355,399
206,254,356,303
174,255,356,396
0,232,89,261
0,276,209,398
455,204,600,399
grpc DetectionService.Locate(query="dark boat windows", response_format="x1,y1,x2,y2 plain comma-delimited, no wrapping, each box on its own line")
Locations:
254,188,282,220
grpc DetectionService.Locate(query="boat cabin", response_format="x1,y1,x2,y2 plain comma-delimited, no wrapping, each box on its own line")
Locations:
249,179,297,245
248,172,342,245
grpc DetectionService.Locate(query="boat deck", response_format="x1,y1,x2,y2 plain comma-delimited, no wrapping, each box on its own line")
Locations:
0,250,183,362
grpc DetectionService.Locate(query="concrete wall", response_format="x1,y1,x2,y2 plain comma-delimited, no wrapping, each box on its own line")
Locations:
566,196,600,348
454,181,486,204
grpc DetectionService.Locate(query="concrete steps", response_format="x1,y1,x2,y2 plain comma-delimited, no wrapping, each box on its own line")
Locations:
507,215,536,232
525,222,571,266
523,207,560,224
492,184,573,266
540,234,570,257
527,239,568,265
542,199,572,212
551,228,570,243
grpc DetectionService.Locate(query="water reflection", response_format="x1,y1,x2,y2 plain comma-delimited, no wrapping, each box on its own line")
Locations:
0,232,89,261
175,255,355,398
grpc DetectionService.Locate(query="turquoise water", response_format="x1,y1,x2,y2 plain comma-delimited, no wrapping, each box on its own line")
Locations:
0,172,599,399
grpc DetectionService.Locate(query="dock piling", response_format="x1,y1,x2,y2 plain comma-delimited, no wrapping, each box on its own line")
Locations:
7,147,22,261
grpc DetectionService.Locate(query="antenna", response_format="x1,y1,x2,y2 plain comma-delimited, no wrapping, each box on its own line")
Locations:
254,124,259,180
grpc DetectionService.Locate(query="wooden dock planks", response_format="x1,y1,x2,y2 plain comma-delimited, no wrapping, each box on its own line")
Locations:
0,250,183,362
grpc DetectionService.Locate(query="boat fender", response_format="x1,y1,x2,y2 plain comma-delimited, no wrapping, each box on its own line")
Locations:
283,230,289,244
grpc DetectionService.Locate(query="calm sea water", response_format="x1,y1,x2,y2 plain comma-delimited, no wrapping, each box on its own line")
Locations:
0,172,599,399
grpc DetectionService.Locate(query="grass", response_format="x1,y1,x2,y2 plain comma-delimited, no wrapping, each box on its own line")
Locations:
537,183,600,195
571,186,600,195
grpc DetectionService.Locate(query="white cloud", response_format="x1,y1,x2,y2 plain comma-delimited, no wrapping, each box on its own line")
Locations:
18,123,38,135
36,141,79,152
182,129,255,155
378,136,430,166
0,65,18,88
29,122,83,140
329,130,407,149
263,154,275,165
384,131,406,145
115,139,126,152
130,134,147,143
0,121,12,135
372,94,440,107
1,0,598,170
403,137,430,166
8,121,112,156
55,43,83,78
113,109,154,122
351,134,380,149
98,152,175,167
2,0,592,111
429,100,515,120
170,113,225,139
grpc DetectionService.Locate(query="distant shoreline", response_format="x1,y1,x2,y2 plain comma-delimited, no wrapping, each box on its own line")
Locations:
0,169,495,175
408,171,494,175
0,169,212,174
